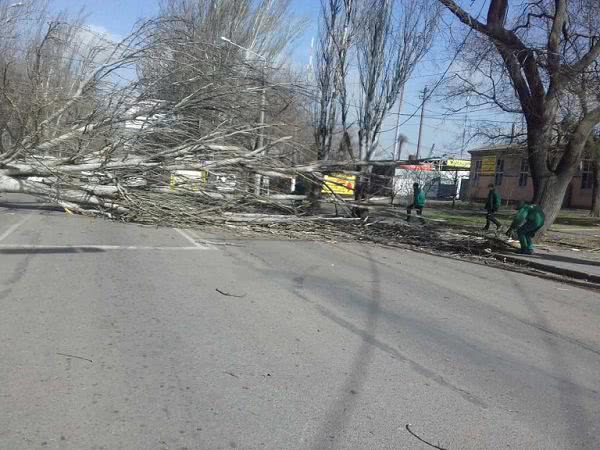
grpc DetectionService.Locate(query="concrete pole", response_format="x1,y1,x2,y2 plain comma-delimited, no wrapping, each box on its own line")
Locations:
219,37,268,196
416,86,428,160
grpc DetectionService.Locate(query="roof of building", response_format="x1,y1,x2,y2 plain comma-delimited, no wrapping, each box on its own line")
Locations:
468,143,526,156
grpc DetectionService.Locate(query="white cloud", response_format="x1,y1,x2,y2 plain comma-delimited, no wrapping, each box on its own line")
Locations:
83,24,122,46
70,23,126,68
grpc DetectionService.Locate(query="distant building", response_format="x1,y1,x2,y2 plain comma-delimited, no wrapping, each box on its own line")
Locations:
468,144,593,209
392,157,470,200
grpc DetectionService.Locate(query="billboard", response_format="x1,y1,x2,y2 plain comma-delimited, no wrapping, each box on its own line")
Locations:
445,159,471,169
481,157,496,174
322,173,355,196
170,170,208,191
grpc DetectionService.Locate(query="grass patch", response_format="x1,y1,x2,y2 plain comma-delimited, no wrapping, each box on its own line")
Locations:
553,216,600,227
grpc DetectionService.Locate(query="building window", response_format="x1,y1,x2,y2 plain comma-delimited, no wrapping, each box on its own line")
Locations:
581,160,594,189
519,159,529,187
473,160,482,185
495,159,504,186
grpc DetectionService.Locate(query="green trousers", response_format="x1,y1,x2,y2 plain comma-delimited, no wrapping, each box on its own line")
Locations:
517,222,542,251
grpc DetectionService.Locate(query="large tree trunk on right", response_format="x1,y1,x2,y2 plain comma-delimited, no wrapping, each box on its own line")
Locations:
528,119,593,231
591,160,600,217
528,127,571,233
532,174,572,233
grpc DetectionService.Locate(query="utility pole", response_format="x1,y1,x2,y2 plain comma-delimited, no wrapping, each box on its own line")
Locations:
256,61,267,195
416,86,428,160
453,116,467,209
392,83,406,161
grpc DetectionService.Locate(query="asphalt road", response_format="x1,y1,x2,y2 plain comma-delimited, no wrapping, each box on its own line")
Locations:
0,195,599,450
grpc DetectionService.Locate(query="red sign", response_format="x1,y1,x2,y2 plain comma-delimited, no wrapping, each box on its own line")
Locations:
397,164,433,172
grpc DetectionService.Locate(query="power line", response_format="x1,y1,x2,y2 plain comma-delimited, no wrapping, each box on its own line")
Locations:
387,112,519,124
393,1,488,133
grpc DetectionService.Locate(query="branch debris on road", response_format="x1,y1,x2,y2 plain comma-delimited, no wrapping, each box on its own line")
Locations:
215,288,247,298
405,424,448,450
56,352,93,363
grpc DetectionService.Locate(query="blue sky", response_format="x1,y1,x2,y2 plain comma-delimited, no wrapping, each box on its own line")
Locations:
48,0,497,159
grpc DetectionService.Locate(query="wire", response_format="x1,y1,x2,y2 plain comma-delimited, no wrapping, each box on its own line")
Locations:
388,112,519,124
393,2,489,131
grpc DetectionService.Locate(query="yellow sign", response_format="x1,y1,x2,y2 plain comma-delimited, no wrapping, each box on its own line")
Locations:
481,157,496,174
322,173,355,196
446,159,471,169
170,170,208,192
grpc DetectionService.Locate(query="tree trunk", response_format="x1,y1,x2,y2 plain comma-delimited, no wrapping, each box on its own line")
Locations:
591,160,600,217
532,174,572,232
0,175,126,212
352,165,371,218
307,178,323,212
527,124,571,232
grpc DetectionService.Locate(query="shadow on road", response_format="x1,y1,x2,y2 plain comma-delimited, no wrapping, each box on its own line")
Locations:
530,252,600,267
506,272,594,447
0,247,105,254
305,249,382,449
0,201,63,213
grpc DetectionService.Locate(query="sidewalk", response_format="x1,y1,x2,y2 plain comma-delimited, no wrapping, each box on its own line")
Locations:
499,247,600,284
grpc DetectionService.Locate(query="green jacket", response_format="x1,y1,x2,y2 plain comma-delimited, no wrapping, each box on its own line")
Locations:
413,189,426,208
511,204,545,229
485,190,501,212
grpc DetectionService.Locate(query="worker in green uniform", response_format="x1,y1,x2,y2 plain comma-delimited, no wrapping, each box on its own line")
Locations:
506,201,545,255
406,182,426,223
483,183,502,231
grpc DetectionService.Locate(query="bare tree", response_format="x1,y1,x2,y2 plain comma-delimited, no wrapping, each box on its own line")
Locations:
159,0,302,62
438,0,600,229
354,0,438,200
310,0,357,206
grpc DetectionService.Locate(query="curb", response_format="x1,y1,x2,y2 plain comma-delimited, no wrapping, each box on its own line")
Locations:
495,254,600,285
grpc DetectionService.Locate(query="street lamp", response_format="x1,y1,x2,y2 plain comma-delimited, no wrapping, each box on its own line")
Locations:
220,37,268,196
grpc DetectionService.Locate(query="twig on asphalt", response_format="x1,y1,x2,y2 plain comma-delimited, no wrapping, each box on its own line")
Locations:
196,239,244,247
405,424,447,450
224,371,239,378
215,288,247,298
57,352,93,363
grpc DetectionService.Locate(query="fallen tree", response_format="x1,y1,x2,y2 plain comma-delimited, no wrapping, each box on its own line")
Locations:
0,2,440,235
0,4,325,224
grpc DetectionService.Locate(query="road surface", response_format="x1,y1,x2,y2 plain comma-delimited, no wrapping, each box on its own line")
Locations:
0,195,599,449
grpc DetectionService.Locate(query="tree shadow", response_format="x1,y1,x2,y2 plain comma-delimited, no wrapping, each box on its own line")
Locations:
505,272,595,447
0,201,63,212
0,247,104,254
299,250,382,449
529,252,600,268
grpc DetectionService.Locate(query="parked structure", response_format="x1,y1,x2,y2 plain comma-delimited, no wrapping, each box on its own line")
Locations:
468,145,593,209
393,158,470,201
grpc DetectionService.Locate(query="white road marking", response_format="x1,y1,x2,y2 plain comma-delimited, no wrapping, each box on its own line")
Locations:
0,215,31,243
0,245,212,251
174,228,204,247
